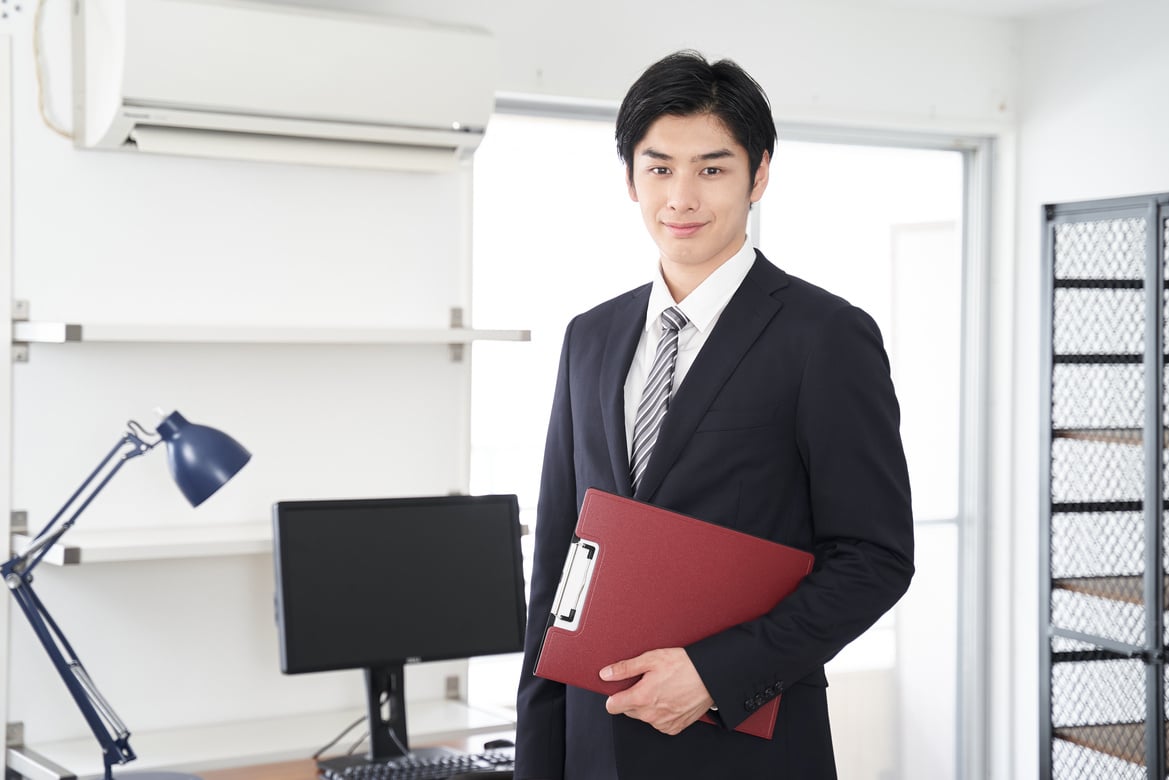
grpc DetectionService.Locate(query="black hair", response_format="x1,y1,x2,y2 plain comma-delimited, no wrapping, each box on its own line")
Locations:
615,50,777,186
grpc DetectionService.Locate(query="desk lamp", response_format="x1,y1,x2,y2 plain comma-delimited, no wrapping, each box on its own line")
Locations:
2,410,251,780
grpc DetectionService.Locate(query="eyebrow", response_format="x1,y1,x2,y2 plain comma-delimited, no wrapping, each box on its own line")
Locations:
640,147,737,163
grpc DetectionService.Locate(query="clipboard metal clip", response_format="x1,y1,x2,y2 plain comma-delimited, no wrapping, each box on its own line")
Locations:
549,538,597,632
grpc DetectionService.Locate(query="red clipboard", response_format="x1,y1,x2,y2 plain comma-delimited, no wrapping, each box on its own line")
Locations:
533,488,814,739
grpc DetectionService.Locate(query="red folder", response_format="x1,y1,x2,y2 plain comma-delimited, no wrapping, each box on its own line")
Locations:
534,488,814,739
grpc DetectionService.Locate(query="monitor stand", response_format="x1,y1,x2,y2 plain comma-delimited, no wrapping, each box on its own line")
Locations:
317,663,460,771
366,663,410,760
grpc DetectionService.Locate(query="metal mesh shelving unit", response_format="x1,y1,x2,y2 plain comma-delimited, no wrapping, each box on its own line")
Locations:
1042,193,1169,778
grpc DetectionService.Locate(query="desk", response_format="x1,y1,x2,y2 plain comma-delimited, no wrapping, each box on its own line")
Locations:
202,759,317,780
7,703,515,780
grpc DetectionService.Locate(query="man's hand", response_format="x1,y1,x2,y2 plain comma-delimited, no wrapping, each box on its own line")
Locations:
600,647,714,735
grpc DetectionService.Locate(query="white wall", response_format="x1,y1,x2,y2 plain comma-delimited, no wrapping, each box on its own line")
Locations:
3,0,476,758
309,0,1019,131
1015,1,1169,778
1,0,1027,773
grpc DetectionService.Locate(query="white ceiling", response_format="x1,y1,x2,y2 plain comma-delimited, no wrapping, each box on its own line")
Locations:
861,0,1109,18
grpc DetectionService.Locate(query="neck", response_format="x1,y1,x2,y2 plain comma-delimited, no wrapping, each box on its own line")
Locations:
660,241,748,302
661,266,709,303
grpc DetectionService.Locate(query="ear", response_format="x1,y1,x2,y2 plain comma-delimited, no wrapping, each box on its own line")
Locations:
627,174,639,203
750,150,771,203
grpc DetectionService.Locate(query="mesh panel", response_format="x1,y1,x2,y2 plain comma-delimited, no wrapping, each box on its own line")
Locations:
1052,590,1144,646
1052,513,1144,578
1053,288,1144,356
1052,738,1147,779
1050,512,1144,649
1052,657,1146,775
1052,438,1146,504
1053,635,1106,653
1054,217,1148,280
1053,364,1143,430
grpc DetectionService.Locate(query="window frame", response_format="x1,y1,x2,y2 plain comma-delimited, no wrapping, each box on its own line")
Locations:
483,94,994,779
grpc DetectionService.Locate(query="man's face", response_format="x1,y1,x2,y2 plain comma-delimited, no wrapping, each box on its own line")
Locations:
627,113,769,280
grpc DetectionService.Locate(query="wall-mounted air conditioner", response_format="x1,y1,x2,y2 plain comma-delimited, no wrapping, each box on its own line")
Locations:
72,0,498,171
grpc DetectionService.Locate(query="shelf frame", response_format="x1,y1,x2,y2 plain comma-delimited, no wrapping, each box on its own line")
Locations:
1041,194,1169,778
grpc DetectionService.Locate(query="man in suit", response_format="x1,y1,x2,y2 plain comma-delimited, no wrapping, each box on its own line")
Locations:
514,50,915,779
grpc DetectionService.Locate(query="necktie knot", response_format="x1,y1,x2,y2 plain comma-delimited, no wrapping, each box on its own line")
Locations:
660,306,688,335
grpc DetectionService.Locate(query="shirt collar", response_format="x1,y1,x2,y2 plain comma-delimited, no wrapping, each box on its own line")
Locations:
644,238,756,335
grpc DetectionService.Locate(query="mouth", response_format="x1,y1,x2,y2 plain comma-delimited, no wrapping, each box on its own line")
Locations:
664,221,705,238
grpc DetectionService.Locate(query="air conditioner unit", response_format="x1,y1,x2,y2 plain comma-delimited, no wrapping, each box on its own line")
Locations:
72,0,498,172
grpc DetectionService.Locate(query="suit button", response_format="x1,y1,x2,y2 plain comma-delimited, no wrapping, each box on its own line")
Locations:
743,699,757,712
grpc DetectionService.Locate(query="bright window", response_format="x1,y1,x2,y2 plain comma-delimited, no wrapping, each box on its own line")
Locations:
759,140,963,779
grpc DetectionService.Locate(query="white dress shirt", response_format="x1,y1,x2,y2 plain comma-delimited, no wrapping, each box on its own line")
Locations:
624,238,757,460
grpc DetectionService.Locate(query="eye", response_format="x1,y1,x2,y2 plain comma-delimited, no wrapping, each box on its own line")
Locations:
649,166,670,175
701,167,722,176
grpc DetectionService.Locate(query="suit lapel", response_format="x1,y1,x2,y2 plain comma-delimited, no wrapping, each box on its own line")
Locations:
599,285,650,496
634,254,789,501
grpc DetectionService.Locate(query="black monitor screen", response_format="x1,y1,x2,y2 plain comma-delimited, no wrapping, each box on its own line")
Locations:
273,494,526,675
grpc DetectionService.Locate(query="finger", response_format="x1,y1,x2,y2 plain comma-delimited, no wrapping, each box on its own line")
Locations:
599,660,632,682
600,651,655,682
604,679,646,715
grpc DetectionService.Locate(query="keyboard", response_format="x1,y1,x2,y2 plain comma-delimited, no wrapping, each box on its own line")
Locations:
317,746,514,780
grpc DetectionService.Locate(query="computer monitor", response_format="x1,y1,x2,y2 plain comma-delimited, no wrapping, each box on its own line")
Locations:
272,494,526,763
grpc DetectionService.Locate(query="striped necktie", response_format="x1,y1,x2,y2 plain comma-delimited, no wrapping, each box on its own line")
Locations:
630,306,689,491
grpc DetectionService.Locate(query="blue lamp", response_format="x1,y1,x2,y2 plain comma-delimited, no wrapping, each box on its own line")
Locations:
1,410,251,780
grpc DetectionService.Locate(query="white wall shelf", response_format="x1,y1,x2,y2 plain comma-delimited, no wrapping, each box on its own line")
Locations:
9,523,272,565
12,321,530,346
6,699,516,780
10,521,532,566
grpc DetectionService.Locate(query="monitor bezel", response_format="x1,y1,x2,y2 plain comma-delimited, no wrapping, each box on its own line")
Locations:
271,493,527,676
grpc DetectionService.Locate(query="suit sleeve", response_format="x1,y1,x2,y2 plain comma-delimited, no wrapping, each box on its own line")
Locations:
514,318,582,780
686,304,915,730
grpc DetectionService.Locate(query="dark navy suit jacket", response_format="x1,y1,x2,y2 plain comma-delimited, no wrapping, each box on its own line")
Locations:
515,252,915,779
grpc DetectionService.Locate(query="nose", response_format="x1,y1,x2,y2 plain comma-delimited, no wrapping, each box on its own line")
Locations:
667,176,698,212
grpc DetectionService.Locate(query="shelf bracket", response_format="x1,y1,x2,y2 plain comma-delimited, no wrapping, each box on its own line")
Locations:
6,722,78,780
11,301,83,362
12,298,28,363
5,747,77,780
448,306,465,363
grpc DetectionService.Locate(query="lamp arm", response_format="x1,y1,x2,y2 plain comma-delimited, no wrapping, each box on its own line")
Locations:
13,429,156,575
0,423,160,780
4,575,135,780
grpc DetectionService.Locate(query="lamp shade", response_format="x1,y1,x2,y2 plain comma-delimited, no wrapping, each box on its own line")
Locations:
155,411,252,507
